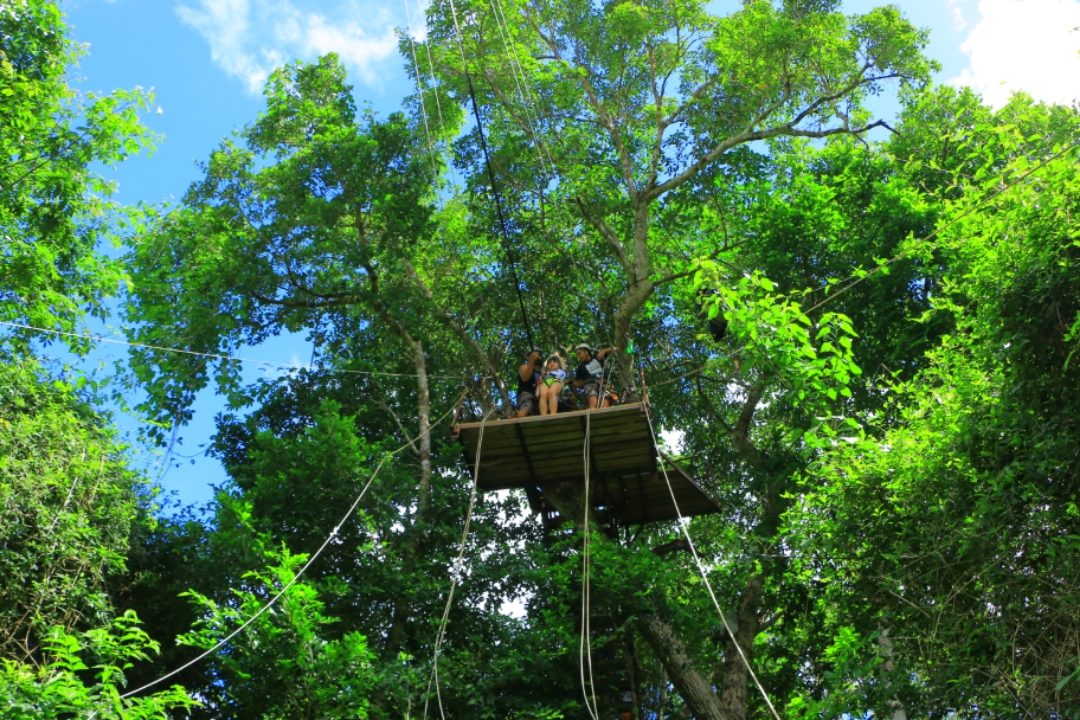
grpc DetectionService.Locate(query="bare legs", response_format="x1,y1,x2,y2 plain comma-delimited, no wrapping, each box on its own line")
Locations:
538,381,563,415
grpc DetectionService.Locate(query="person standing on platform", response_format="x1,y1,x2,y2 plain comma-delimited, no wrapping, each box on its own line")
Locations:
516,348,542,417
572,343,615,409
537,353,567,416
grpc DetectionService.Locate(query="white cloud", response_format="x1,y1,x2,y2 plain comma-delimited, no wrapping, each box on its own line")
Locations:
948,0,970,31
176,0,400,94
951,0,1080,108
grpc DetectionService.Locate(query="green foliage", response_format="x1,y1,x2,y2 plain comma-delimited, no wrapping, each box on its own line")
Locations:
0,0,156,349
694,264,861,411
102,2,1080,719
0,353,151,664
177,548,376,719
787,94,1080,717
0,611,193,719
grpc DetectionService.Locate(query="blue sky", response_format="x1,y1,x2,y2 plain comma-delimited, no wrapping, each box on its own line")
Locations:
57,0,1080,508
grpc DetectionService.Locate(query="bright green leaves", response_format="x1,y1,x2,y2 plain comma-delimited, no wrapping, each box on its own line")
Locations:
703,1,932,143
178,548,375,719
0,612,194,720
125,55,435,433
694,262,861,412
0,0,157,349
782,96,1080,717
0,354,151,665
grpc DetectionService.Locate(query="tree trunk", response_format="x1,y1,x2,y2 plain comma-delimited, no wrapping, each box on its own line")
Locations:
624,629,644,719
612,201,656,398
717,573,764,720
413,339,432,512
543,482,728,720
878,627,907,720
385,338,431,659
401,258,514,410
636,613,727,720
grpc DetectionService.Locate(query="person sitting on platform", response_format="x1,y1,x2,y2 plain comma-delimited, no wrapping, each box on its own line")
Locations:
516,348,542,417
537,353,567,416
572,343,615,409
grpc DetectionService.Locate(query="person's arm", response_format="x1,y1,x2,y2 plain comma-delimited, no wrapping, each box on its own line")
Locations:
598,347,615,361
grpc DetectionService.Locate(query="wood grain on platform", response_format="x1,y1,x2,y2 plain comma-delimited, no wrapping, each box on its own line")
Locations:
452,403,721,526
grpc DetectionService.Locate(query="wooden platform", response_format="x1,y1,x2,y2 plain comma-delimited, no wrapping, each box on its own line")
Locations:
452,403,721,526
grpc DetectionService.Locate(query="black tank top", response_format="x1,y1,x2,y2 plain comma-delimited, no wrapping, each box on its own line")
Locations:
518,366,538,396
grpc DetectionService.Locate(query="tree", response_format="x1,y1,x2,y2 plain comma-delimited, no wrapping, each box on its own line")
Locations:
176,549,377,720
0,612,193,720
0,0,156,349
118,2,951,718
0,356,148,663
787,92,1080,718
421,0,935,391
0,3,187,715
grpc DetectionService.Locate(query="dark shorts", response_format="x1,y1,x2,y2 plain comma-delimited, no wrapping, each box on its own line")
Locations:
517,391,538,415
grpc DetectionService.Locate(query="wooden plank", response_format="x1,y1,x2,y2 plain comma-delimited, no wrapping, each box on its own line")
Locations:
469,447,654,467
453,402,647,436
453,402,719,524
458,421,650,452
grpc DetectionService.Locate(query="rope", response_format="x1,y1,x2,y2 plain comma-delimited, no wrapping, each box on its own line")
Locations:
487,0,575,237
0,320,463,381
423,406,495,720
417,4,460,196
575,356,616,719
404,0,441,186
111,397,463,704
638,369,782,720
444,0,536,351
578,380,601,720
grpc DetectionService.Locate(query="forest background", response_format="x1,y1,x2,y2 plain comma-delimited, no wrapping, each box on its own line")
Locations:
4,0,1080,718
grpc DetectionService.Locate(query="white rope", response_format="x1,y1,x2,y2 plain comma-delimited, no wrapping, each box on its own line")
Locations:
110,400,462,705
414,0,461,196
404,0,441,186
0,320,462,381
423,406,495,719
578,390,601,720
486,0,574,234
639,370,782,720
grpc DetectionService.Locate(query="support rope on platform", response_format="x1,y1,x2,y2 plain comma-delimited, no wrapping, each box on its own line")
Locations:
424,405,495,720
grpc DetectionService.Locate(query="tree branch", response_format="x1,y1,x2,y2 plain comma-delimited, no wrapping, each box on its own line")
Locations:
400,258,514,410
573,197,633,276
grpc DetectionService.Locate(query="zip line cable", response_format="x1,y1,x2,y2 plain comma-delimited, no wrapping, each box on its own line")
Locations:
484,0,579,258
423,405,494,720
411,0,462,197
489,0,571,201
0,320,464,381
638,369,783,720
444,0,536,351
485,0,564,204
108,397,464,705
465,72,537,351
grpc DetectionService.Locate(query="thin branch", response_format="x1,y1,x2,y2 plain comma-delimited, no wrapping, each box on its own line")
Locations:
573,197,633,276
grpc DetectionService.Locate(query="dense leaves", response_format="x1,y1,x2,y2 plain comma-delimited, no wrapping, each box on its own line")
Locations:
0,355,146,662
0,0,156,347
6,1,1080,719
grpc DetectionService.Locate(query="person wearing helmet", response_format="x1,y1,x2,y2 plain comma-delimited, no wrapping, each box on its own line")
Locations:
571,343,614,409
516,348,542,417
